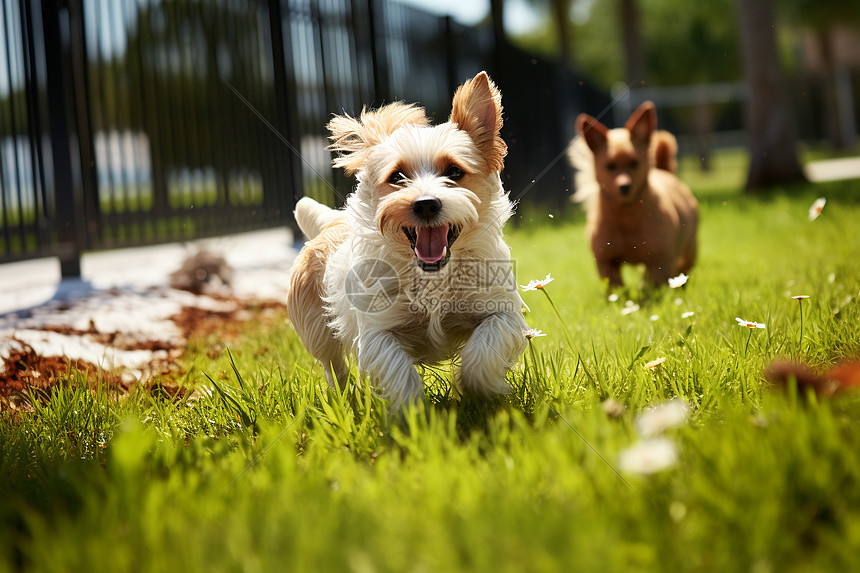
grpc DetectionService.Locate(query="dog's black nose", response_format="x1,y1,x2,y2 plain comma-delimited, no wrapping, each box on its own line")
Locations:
412,196,442,221
619,184,631,196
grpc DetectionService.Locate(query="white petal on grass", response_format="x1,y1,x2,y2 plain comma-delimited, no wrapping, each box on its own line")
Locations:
602,398,625,418
621,301,640,315
808,197,826,221
643,356,667,370
669,501,688,523
608,293,619,302
668,273,688,288
681,311,695,319
618,438,678,474
635,398,689,437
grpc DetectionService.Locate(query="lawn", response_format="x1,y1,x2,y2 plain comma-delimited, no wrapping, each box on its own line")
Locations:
2,172,860,571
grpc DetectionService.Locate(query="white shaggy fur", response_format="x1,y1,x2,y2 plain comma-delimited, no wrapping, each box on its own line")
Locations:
286,72,528,409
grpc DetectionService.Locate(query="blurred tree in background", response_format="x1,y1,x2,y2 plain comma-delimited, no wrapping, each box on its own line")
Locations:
509,0,740,89
505,0,859,189
736,0,806,190
783,0,860,150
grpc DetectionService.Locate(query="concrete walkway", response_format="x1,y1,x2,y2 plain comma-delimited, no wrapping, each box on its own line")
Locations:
806,156,860,183
0,227,298,316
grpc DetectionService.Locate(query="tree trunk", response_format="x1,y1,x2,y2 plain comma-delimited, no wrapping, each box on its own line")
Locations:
551,0,572,69
619,0,646,86
816,28,848,149
736,0,807,191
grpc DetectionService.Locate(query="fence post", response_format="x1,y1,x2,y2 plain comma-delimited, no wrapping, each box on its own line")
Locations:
366,0,388,103
41,0,82,276
267,0,300,234
40,0,96,277
442,16,457,99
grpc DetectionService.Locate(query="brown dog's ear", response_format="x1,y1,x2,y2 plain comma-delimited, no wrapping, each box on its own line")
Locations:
450,71,506,172
625,101,657,145
327,103,428,175
577,113,608,153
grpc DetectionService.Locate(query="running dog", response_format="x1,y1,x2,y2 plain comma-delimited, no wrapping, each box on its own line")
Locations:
569,101,698,288
286,72,527,409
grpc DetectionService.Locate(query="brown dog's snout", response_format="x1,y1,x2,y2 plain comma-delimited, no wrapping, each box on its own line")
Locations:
412,196,442,222
616,173,633,195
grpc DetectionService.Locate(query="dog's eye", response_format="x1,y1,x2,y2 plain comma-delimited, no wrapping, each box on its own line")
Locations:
444,165,465,181
388,171,407,186
606,162,617,171
630,160,639,169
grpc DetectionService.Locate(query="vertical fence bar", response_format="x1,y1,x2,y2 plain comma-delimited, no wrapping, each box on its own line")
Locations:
20,0,51,250
69,0,99,257
40,0,85,275
2,0,27,253
166,0,192,239
365,0,386,104
263,0,287,227
0,0,14,256
271,0,301,231
91,0,116,244
178,0,206,236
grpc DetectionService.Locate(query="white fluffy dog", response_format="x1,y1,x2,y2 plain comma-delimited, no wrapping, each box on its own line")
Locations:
286,72,528,409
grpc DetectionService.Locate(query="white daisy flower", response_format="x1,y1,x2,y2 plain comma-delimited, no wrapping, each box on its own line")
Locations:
524,328,547,340
735,317,766,329
520,273,554,291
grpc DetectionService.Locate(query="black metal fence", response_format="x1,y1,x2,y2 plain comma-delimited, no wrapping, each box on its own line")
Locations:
0,0,608,276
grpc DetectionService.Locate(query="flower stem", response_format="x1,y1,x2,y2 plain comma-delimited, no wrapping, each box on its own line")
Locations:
540,288,574,350
527,339,538,385
745,328,753,356
798,300,804,355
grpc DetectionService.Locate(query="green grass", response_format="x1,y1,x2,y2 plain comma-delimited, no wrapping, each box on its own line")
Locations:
677,147,749,196
2,177,860,572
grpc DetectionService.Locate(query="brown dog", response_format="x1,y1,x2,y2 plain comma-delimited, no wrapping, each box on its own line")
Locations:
569,101,698,288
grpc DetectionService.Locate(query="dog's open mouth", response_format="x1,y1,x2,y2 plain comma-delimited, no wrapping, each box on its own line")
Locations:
402,224,461,272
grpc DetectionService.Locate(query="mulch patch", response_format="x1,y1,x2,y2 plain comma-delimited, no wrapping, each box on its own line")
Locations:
0,339,128,403
40,322,176,352
0,298,285,411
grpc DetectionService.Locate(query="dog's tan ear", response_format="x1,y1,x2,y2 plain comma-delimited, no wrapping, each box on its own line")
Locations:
450,71,506,172
327,103,428,175
625,101,657,145
577,113,608,153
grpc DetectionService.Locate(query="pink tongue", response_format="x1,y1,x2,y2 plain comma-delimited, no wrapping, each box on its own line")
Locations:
414,224,449,263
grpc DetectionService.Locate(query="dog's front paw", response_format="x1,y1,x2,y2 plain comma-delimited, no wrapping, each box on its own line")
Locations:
459,313,527,396
357,329,425,410
459,354,514,396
